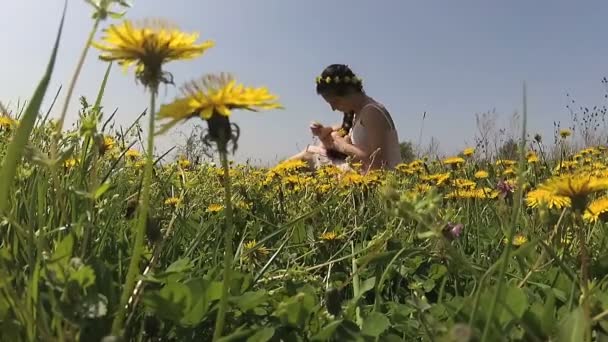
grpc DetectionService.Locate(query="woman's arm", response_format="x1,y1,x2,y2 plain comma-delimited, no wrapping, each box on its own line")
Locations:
330,106,391,169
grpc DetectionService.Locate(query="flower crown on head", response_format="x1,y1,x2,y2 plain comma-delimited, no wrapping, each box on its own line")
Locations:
315,75,363,85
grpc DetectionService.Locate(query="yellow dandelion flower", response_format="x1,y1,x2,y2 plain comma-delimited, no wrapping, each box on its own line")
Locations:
453,178,476,189
271,159,308,175
445,188,495,200
340,172,365,187
511,234,528,246
157,73,282,133
413,183,433,194
134,159,147,169
125,148,141,160
474,170,489,179
525,188,571,209
93,19,214,86
241,240,270,265
64,158,78,169
462,147,475,157
495,159,517,168
443,156,465,166
0,116,17,130
540,173,608,199
164,197,180,206
422,172,451,186
583,196,608,223
206,203,224,213
503,167,516,176
559,129,572,138
178,158,191,169
320,231,341,241
526,151,539,164
99,135,116,155
317,184,333,194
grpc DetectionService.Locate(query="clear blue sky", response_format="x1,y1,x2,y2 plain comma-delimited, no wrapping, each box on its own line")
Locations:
2,0,608,165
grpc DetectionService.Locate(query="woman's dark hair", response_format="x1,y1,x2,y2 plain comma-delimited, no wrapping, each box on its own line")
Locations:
325,110,354,160
315,64,363,97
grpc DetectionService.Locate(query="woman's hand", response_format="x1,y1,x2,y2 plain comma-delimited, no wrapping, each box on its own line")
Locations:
310,122,333,139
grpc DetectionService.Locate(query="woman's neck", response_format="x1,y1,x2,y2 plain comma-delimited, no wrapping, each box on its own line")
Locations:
351,94,373,114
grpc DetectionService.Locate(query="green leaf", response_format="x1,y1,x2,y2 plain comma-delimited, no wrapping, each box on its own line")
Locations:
234,290,268,312
94,182,111,200
360,277,376,295
311,320,343,341
246,327,274,342
541,289,556,334
142,281,190,323
69,265,96,289
362,312,390,337
558,306,589,342
0,293,8,320
216,325,253,342
356,251,398,267
0,0,66,213
273,290,316,328
49,234,74,264
180,278,222,326
499,286,528,325
108,11,126,19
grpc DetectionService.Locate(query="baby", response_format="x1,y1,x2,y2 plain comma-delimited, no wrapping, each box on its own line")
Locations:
308,111,354,161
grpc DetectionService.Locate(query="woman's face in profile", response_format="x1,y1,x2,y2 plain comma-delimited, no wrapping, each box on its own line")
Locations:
322,94,350,113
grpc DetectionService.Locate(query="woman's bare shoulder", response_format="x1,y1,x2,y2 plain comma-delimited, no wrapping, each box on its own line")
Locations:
359,103,392,130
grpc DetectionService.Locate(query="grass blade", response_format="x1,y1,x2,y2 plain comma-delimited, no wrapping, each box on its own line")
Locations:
0,0,67,213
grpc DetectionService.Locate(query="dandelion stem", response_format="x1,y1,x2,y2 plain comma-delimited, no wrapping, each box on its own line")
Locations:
112,86,157,336
56,18,100,132
213,139,236,341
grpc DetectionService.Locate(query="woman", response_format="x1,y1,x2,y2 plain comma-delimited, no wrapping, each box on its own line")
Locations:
287,64,401,173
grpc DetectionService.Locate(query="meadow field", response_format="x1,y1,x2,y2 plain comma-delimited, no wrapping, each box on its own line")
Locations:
1,1,608,341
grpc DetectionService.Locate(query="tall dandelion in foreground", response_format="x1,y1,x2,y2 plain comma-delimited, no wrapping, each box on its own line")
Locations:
157,72,283,151
93,19,215,88
93,19,214,337
157,72,282,340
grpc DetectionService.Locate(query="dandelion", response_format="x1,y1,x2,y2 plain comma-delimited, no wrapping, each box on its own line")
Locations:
462,147,475,157
125,148,141,160
0,116,17,131
474,170,489,179
206,203,224,213
178,157,191,169
157,73,282,146
99,135,116,155
538,173,608,211
164,197,180,207
495,159,517,168
453,178,476,189
583,196,608,223
64,158,78,169
526,151,539,164
320,231,341,241
241,240,270,265
525,188,571,209
511,234,528,246
422,172,451,186
443,156,465,168
93,19,214,88
559,129,572,139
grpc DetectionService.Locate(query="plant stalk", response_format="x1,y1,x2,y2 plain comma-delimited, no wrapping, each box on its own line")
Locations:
111,86,157,336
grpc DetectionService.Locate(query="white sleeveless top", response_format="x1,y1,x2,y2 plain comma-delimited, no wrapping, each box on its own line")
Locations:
350,101,402,170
